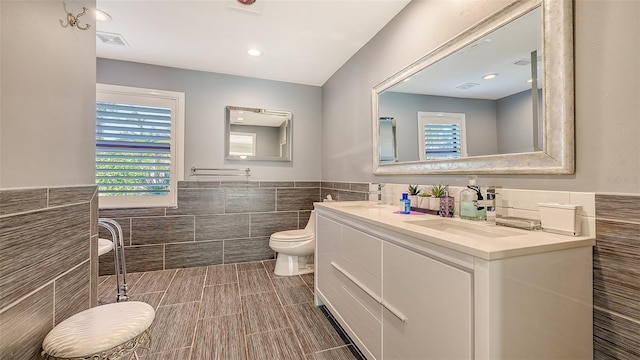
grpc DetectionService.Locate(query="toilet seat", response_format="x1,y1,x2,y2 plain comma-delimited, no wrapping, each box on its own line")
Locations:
271,229,313,242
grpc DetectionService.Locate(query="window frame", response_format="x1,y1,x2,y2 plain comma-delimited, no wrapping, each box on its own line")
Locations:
96,83,185,209
417,111,467,161
229,131,257,157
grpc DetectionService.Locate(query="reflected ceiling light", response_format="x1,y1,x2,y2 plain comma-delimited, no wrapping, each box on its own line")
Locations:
248,49,262,57
236,117,244,121
95,9,112,22
527,79,534,83
482,73,499,80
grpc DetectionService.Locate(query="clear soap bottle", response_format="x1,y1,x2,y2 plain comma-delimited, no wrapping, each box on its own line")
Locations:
459,177,486,221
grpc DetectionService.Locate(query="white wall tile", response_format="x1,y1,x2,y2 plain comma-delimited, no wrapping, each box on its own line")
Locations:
570,192,596,218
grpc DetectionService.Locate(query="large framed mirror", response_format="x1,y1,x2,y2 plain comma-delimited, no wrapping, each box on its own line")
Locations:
225,105,292,162
372,0,574,174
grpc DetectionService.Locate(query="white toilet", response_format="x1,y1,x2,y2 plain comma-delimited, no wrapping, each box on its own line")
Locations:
269,211,316,276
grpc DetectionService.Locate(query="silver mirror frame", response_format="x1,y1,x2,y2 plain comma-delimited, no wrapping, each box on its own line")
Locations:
225,105,293,162
372,0,574,175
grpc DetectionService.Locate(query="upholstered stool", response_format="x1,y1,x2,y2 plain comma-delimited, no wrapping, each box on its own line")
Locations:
41,301,155,360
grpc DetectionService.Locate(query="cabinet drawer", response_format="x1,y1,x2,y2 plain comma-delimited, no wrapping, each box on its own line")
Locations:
328,265,382,360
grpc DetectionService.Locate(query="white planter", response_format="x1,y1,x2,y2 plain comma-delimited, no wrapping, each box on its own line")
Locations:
409,195,419,208
429,197,441,211
417,197,429,209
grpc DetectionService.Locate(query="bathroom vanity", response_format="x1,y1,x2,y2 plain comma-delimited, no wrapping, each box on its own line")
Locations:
314,201,595,360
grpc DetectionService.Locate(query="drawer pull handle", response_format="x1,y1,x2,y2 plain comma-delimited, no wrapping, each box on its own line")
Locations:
330,262,407,322
382,300,407,322
330,262,382,303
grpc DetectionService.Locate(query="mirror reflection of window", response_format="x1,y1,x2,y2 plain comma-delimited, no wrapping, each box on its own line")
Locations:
229,132,256,157
418,112,467,161
379,117,397,162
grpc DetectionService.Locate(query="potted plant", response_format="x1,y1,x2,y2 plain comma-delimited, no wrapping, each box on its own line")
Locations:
417,192,431,209
407,184,421,208
429,184,447,211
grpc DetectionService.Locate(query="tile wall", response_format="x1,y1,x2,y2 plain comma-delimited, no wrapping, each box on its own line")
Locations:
98,180,369,275
378,183,596,236
593,194,640,359
0,186,98,360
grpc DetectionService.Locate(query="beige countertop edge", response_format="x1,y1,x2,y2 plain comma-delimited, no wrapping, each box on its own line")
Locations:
314,201,596,261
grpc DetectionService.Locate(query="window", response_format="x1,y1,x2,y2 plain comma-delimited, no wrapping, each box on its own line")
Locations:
229,132,256,157
379,117,397,162
418,111,467,161
96,84,184,208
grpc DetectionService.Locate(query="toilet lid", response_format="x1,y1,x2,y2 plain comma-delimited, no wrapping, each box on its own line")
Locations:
271,229,314,242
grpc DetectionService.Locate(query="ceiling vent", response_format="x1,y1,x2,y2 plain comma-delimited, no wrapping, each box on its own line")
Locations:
96,31,130,47
456,82,480,90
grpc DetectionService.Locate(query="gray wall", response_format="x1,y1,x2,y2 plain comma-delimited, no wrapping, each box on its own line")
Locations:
379,92,498,161
0,1,96,188
230,124,280,157
97,59,322,181
322,0,640,193
496,89,542,154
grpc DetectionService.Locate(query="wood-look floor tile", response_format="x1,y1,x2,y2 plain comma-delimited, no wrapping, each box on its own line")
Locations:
133,347,192,360
129,270,177,295
301,273,314,288
272,277,313,306
242,292,289,334
306,346,360,360
148,302,200,353
286,302,346,354
192,314,247,360
238,269,273,296
175,267,208,277
161,275,205,305
129,291,165,310
97,272,144,305
262,260,277,278
200,283,241,319
206,264,238,285
246,328,304,360
237,261,266,272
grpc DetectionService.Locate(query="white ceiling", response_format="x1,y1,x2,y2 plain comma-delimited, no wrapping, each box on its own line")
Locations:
96,0,411,86
388,6,542,100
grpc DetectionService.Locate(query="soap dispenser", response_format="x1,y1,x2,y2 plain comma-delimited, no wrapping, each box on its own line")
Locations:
459,177,487,221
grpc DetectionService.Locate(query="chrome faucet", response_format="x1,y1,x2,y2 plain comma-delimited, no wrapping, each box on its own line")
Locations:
371,183,385,204
473,186,497,220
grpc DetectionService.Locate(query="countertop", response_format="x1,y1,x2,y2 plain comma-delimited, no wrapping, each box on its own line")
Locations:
314,201,595,260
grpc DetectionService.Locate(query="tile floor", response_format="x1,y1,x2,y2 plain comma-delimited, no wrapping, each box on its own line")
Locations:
98,260,363,360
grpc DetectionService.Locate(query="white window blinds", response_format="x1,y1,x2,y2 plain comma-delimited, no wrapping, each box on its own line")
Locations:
96,102,172,196
96,84,184,209
423,123,462,160
417,111,467,161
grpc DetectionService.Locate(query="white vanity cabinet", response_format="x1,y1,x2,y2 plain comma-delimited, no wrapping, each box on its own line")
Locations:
314,204,594,360
316,215,383,360
383,241,473,359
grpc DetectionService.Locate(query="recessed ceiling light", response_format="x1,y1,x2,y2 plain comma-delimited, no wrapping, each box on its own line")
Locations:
482,73,499,80
248,49,262,57
95,9,112,22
